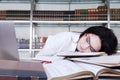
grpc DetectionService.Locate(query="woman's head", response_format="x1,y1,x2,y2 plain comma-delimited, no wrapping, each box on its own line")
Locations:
77,26,118,55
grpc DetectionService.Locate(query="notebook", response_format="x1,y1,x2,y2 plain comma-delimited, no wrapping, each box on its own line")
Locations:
57,51,106,58
0,22,19,61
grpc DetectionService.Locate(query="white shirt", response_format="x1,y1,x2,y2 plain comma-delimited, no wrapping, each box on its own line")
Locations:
35,32,80,58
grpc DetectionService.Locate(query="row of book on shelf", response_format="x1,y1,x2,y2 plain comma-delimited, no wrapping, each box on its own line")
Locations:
16,37,47,49
0,5,120,21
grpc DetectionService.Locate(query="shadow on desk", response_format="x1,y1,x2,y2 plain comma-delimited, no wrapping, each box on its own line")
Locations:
0,75,41,80
0,76,17,80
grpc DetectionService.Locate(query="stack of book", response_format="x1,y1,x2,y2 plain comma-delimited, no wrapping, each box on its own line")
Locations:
33,52,120,80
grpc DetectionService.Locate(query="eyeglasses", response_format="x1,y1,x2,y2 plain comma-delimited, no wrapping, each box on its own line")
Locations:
86,36,96,52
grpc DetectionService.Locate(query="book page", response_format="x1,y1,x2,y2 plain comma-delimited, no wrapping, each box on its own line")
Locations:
69,55,120,67
75,62,120,80
57,51,106,58
95,68,120,79
43,60,105,80
32,56,64,63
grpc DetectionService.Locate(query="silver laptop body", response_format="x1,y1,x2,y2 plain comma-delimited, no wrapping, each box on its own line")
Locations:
0,22,19,61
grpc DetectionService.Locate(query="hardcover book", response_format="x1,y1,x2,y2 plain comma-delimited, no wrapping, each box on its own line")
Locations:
43,59,120,80
68,55,120,67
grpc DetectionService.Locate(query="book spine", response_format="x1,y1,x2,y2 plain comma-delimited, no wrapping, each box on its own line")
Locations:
88,9,94,20
17,38,29,49
110,9,114,20
114,9,120,21
110,9,120,21
0,10,6,20
80,9,88,21
69,11,75,21
6,10,30,20
97,5,107,20
94,9,99,20
118,9,120,20
63,11,68,21
75,9,80,21
33,10,64,21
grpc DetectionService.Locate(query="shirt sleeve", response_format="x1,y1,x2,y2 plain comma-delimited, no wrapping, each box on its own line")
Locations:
35,32,70,57
35,32,80,58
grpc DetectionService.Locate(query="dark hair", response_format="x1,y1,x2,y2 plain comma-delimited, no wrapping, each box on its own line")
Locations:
80,26,118,55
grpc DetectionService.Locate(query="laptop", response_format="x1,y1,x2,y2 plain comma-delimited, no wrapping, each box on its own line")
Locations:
0,22,19,61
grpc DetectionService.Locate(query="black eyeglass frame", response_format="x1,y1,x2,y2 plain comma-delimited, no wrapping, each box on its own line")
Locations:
86,36,96,52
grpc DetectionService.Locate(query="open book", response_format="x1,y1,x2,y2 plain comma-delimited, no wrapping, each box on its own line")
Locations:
43,60,120,80
68,55,120,67
57,51,106,58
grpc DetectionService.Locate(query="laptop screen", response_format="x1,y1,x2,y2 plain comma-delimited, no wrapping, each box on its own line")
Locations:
0,22,19,61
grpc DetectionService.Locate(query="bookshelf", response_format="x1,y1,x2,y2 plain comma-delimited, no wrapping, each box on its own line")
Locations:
0,0,120,59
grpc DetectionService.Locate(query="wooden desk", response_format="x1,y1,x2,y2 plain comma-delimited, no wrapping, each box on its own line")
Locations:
0,60,47,80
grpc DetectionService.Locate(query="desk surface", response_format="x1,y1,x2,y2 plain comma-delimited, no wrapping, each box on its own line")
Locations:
0,60,44,71
0,60,47,80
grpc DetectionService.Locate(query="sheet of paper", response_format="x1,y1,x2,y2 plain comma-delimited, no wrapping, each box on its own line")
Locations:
43,60,105,80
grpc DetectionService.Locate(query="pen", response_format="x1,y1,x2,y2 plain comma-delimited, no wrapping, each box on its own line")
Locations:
41,60,52,63
32,59,52,63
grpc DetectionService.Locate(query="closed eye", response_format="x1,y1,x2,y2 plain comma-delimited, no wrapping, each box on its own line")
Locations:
86,36,96,52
